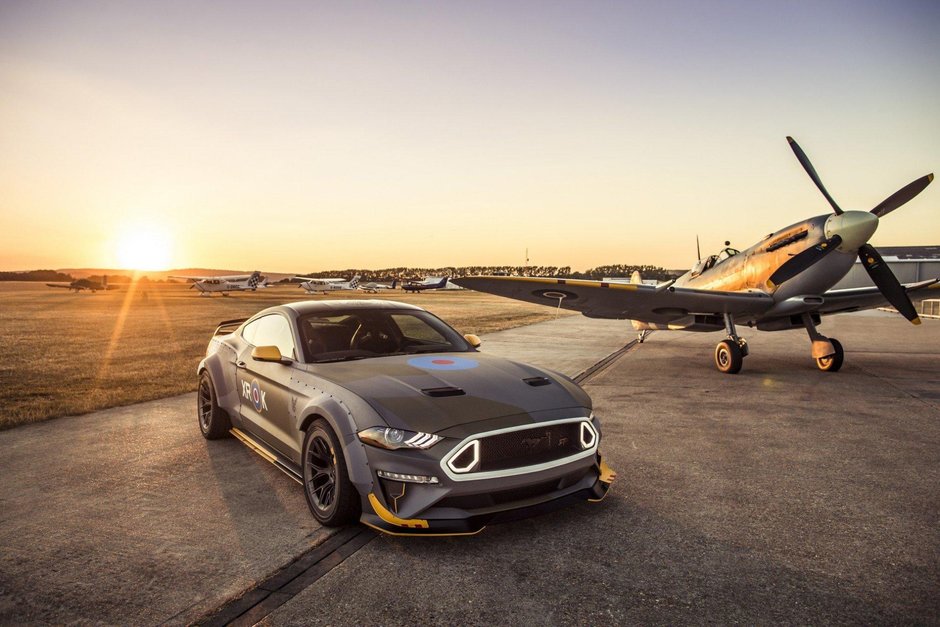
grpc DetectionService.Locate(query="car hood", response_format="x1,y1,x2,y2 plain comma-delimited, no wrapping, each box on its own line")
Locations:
306,352,591,434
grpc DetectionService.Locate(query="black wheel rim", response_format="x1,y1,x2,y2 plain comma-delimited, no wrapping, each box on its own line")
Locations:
198,379,212,431
718,347,730,368
306,434,336,513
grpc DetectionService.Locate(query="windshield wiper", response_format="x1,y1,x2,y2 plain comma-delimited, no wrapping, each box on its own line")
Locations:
313,355,372,363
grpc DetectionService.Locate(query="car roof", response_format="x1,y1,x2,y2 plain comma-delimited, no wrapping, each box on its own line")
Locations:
279,299,425,316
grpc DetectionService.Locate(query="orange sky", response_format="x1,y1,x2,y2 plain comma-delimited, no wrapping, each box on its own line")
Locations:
2,1,938,272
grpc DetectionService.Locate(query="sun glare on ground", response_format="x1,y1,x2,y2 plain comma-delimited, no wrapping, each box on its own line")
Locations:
115,226,174,271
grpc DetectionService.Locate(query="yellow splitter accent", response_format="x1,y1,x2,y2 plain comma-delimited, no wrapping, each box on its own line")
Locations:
368,493,429,529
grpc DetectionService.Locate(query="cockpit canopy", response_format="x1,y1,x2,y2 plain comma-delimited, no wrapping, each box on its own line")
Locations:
691,246,740,276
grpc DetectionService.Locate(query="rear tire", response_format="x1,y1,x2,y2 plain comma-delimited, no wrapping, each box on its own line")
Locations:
816,338,844,372
197,371,231,439
714,340,743,374
302,420,360,526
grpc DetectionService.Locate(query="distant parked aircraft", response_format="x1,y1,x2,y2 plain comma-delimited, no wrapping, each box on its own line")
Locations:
402,277,449,293
359,279,398,293
46,276,118,293
296,275,361,294
169,271,267,296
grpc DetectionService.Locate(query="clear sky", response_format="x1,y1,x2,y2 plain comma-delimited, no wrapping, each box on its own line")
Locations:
1,0,938,272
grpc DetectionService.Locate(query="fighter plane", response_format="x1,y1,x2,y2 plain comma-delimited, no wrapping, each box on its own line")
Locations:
46,276,118,292
169,271,267,296
455,137,938,375
358,279,398,293
295,275,360,294
402,277,449,293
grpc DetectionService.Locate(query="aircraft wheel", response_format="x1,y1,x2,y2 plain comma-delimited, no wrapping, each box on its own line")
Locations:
816,338,844,372
714,340,743,374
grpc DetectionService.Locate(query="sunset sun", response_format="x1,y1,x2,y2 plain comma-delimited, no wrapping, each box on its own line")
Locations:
115,226,173,271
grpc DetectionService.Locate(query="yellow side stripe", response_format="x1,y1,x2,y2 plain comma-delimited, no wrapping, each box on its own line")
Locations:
230,428,277,464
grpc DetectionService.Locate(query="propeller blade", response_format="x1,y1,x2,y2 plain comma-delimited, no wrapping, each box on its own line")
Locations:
787,136,843,215
870,173,934,218
767,234,842,288
858,244,920,324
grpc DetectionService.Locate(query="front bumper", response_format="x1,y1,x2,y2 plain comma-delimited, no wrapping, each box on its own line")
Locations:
359,455,616,536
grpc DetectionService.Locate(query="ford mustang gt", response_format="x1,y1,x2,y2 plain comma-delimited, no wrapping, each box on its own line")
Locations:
197,300,615,535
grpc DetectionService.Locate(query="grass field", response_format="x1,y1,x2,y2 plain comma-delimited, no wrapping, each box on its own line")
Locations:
0,282,574,430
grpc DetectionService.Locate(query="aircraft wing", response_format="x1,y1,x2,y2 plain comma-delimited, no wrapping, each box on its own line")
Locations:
453,276,774,323
46,283,75,289
817,278,940,315
169,274,252,282
168,275,208,282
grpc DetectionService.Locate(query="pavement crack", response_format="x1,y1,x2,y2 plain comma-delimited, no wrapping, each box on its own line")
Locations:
192,526,376,627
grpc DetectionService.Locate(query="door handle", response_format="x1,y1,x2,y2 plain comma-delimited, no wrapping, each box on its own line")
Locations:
236,360,247,368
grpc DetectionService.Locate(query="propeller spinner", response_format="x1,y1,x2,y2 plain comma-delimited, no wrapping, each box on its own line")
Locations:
773,137,933,323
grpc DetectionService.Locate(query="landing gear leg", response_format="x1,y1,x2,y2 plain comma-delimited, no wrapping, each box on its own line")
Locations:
714,313,748,374
802,314,843,372
637,330,651,343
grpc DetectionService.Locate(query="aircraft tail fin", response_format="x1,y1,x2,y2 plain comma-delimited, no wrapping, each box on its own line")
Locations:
248,271,261,288
630,271,642,285
391,279,398,289
350,275,360,288
437,277,448,288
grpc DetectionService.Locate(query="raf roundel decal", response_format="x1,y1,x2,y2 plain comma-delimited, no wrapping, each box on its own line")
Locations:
408,356,479,370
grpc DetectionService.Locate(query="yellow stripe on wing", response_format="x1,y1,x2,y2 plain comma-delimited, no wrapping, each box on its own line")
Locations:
485,276,639,291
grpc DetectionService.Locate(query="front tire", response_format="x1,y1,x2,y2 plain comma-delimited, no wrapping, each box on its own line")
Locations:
714,340,743,374
302,420,360,526
197,371,231,439
816,338,844,372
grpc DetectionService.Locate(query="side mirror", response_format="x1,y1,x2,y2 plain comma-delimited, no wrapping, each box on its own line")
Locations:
252,345,291,364
463,334,482,348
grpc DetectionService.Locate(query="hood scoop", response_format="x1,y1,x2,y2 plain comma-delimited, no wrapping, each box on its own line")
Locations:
523,376,552,387
421,386,466,398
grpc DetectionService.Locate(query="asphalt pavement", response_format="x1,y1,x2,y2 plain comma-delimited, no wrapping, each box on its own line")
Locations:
2,313,938,624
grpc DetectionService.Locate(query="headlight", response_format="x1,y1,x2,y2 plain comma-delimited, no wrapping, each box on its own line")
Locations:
357,427,442,450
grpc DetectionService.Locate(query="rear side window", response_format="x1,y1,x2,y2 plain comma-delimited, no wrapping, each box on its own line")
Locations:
242,314,296,359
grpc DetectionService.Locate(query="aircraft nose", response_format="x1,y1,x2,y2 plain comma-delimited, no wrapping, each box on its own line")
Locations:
825,210,878,251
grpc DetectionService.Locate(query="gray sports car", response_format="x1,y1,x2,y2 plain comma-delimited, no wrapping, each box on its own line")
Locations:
197,300,615,535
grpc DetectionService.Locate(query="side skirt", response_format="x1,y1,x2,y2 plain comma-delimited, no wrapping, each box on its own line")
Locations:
230,427,303,485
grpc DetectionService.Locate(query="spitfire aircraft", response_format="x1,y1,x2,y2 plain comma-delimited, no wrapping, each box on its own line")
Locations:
455,137,938,375
46,276,117,293
170,270,267,296
295,275,360,294
402,277,449,293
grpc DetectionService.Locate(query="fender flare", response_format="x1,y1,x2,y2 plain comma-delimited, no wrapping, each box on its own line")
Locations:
296,395,375,499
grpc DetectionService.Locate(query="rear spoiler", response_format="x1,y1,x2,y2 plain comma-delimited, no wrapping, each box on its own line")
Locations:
214,318,247,336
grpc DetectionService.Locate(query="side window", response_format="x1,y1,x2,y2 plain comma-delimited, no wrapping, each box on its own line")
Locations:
244,315,296,359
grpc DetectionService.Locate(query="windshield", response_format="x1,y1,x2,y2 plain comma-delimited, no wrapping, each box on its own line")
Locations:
298,308,472,363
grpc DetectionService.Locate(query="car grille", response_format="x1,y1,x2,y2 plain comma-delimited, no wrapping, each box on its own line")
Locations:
435,468,592,511
477,422,582,472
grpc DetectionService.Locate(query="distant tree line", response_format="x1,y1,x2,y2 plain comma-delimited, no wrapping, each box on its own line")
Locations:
0,270,74,282
283,264,682,283
0,270,167,283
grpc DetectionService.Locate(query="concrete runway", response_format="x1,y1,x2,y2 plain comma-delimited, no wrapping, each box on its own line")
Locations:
2,313,938,624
